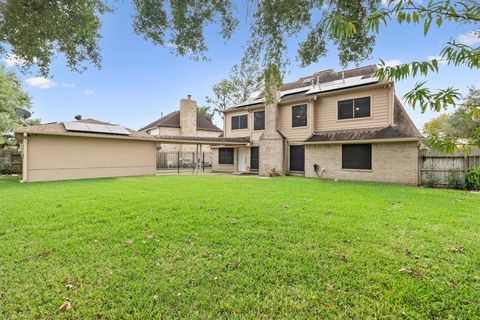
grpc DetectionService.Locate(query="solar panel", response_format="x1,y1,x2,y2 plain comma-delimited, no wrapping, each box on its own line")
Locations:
86,123,111,134
64,122,130,135
106,125,130,135
64,122,91,132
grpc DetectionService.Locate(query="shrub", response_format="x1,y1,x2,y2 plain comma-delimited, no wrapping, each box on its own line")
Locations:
422,170,439,188
0,161,13,175
465,167,480,190
447,170,465,189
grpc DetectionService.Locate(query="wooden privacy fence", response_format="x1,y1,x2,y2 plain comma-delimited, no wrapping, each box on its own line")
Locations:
419,149,480,186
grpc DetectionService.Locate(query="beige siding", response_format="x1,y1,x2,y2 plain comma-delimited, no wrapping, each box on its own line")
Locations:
304,142,419,185
278,102,313,142
314,87,392,131
225,110,250,138
26,135,156,182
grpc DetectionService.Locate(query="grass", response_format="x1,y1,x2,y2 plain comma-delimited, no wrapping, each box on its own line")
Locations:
0,175,479,319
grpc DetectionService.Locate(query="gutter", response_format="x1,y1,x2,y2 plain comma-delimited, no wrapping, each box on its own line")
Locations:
13,130,158,142
303,137,422,145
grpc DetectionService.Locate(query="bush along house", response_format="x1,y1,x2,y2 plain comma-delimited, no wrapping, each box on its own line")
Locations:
211,65,423,185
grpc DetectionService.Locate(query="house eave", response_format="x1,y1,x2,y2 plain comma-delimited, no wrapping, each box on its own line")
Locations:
303,137,422,145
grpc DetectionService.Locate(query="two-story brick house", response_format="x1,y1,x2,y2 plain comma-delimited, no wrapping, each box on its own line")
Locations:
211,65,423,184
139,95,222,153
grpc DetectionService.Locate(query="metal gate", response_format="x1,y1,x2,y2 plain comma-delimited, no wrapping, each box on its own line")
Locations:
156,151,212,174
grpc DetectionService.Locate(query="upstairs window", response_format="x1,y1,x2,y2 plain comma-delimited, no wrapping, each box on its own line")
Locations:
338,97,371,120
254,111,265,131
292,104,307,127
219,148,234,164
231,115,248,130
342,144,372,170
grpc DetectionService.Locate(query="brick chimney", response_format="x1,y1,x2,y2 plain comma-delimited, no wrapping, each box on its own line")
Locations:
180,95,197,136
259,88,284,176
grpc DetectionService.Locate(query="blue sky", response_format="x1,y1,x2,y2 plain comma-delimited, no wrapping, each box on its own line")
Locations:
2,2,479,131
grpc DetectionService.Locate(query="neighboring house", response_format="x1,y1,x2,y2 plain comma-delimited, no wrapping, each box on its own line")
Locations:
139,95,222,153
211,65,423,185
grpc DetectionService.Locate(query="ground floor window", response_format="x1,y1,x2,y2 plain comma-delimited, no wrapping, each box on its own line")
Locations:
219,148,234,165
250,147,259,170
342,144,372,170
289,145,305,171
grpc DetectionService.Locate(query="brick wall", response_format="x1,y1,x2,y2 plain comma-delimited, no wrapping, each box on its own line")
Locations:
305,142,419,185
0,149,22,174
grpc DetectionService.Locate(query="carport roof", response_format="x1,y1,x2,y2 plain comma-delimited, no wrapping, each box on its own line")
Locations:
154,135,249,145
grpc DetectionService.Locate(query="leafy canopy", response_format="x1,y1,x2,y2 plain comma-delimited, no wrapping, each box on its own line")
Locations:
1,0,479,151
425,86,480,154
206,60,263,117
0,65,38,147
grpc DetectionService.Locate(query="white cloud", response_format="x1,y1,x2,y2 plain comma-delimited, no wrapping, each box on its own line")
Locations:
25,77,57,89
427,55,447,64
457,31,480,46
61,82,76,88
382,59,402,67
84,89,95,96
2,54,26,68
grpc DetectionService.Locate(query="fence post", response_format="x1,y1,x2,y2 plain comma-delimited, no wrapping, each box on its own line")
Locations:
192,152,195,173
177,151,180,174
202,152,205,173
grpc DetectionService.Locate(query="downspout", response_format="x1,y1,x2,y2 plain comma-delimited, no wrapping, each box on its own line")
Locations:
20,133,28,183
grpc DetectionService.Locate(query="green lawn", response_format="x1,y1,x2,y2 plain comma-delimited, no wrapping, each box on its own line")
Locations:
0,175,479,319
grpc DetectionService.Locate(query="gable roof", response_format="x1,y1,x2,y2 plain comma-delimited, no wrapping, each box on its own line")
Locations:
15,118,154,140
305,97,423,143
226,65,380,111
139,111,222,132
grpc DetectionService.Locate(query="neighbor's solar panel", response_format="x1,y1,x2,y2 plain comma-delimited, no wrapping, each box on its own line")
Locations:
64,122,130,135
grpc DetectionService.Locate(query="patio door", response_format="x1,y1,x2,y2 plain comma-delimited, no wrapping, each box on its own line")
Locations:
237,147,247,172
250,147,259,170
289,145,305,172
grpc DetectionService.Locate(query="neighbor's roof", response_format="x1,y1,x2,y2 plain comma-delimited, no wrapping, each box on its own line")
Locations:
139,111,222,132
305,97,423,143
225,65,381,112
15,118,154,141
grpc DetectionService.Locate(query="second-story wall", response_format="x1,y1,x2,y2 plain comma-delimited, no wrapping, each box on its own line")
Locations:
224,108,265,141
224,83,394,142
314,86,393,131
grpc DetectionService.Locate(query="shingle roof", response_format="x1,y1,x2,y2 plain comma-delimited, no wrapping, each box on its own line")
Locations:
15,118,153,139
139,111,222,132
227,65,380,110
305,97,423,143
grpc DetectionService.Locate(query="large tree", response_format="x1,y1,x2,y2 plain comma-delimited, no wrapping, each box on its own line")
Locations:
426,86,480,153
206,60,262,117
0,65,37,147
1,0,479,148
